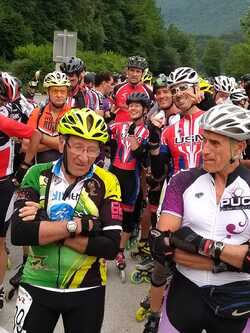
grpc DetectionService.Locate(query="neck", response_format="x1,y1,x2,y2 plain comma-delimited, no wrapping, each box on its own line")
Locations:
134,117,144,126
214,160,240,184
62,165,77,184
50,102,64,114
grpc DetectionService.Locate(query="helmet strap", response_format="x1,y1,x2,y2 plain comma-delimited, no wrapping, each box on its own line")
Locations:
62,136,74,177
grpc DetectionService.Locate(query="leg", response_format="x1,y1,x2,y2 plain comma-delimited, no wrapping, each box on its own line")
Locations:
63,287,105,333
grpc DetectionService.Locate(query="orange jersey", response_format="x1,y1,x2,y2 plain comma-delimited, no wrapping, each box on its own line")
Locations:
27,103,71,136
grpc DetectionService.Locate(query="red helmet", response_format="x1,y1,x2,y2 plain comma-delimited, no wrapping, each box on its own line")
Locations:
0,72,20,102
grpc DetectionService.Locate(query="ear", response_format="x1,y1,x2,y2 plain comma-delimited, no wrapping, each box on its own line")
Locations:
58,135,66,154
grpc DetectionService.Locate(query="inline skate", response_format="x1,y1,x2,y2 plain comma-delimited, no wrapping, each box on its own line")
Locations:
115,252,126,283
130,256,154,284
135,295,151,321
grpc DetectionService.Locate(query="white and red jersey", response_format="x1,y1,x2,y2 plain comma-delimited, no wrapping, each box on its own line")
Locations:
109,122,149,171
113,82,153,122
0,115,35,177
161,110,204,174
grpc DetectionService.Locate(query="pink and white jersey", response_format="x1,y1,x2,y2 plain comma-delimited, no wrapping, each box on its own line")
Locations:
109,122,149,171
161,110,204,174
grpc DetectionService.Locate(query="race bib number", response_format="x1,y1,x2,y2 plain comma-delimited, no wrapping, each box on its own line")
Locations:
14,286,33,333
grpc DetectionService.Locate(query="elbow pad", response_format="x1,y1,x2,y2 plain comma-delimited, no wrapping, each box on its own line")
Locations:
241,247,250,273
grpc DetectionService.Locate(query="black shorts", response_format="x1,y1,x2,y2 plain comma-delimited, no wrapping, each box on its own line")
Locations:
0,176,16,237
18,283,105,333
109,166,140,209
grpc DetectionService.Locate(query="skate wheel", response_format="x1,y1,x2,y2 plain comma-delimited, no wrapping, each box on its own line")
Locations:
143,275,151,283
7,288,16,300
7,258,11,270
130,270,144,284
136,307,148,322
120,269,126,283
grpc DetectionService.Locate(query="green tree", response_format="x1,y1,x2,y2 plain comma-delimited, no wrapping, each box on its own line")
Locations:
224,42,250,77
202,39,225,76
0,4,32,59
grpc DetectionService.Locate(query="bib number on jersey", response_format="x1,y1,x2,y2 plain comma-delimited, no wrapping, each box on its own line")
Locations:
14,286,33,333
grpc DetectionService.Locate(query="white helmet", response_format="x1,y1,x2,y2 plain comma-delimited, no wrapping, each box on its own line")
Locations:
230,88,248,103
213,75,235,94
200,104,250,141
168,67,199,86
43,71,70,88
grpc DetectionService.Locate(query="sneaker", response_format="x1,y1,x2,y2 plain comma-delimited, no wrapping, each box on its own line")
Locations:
0,287,5,311
115,252,126,270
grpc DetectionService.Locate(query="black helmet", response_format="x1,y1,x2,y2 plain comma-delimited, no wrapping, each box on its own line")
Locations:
84,72,96,84
60,57,86,75
126,92,151,109
127,56,148,71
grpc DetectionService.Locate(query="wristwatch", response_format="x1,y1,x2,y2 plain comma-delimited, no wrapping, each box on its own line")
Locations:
212,241,225,260
66,220,77,238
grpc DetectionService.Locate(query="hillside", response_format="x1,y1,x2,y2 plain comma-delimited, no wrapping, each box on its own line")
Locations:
156,0,250,36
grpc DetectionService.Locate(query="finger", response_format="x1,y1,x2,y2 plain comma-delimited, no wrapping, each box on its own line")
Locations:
22,215,36,222
25,201,40,208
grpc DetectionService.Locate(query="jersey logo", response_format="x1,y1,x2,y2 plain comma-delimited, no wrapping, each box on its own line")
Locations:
195,192,204,199
175,134,203,144
232,309,250,316
221,196,250,210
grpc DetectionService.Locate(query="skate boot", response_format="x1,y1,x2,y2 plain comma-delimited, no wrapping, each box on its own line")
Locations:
130,256,154,284
143,313,160,333
7,264,24,300
115,252,126,283
136,295,151,321
130,240,150,260
0,287,5,311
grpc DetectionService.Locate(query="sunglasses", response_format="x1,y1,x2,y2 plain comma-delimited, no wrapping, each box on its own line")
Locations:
170,83,193,96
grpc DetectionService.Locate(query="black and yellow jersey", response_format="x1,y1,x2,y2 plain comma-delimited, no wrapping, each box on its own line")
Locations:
14,158,122,289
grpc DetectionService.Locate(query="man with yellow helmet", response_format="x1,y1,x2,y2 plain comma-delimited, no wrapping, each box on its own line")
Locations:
11,108,122,333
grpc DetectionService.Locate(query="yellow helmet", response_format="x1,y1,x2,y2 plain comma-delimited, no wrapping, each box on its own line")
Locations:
58,108,109,143
198,77,213,94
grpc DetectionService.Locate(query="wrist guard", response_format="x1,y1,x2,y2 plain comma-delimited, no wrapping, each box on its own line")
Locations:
80,215,102,236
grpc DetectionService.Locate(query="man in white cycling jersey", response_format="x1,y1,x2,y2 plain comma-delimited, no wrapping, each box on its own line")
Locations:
149,104,250,332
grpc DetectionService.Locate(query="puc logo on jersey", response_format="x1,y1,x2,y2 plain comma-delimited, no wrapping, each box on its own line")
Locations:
220,196,250,210
175,134,203,144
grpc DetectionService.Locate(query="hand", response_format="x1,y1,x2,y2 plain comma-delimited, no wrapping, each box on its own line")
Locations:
149,229,174,265
148,124,161,150
80,215,102,236
150,111,165,128
127,135,139,150
19,201,40,221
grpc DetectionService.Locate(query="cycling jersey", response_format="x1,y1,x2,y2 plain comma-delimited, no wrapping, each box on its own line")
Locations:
113,82,153,122
0,115,34,177
27,103,71,136
14,158,122,289
0,94,34,123
160,165,250,287
160,110,204,174
109,122,149,170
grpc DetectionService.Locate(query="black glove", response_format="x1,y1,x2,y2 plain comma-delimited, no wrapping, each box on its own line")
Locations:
128,122,136,135
80,215,102,236
170,226,214,257
148,124,160,150
149,229,174,265
35,208,49,221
